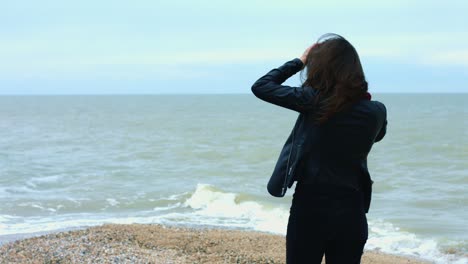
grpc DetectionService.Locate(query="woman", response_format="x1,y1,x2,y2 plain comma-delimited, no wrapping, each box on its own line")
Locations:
251,33,387,263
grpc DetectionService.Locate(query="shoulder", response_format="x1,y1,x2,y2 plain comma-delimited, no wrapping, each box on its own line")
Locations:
360,100,387,126
371,100,386,112
344,100,387,124
355,100,386,114
370,100,387,120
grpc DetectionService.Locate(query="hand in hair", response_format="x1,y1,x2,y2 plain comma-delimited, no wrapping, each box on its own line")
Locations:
299,43,319,65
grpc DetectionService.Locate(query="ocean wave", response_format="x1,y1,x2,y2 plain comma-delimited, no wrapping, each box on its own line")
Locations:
182,183,467,264
26,175,63,187
1,183,466,263
183,183,289,234
105,198,120,207
367,219,466,264
3,185,39,195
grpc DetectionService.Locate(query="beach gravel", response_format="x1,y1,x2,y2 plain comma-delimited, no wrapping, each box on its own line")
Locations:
0,223,429,263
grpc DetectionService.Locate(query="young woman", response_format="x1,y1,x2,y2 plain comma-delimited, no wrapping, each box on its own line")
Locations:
251,33,387,263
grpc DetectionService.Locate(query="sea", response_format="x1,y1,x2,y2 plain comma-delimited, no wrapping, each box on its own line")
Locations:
0,94,466,263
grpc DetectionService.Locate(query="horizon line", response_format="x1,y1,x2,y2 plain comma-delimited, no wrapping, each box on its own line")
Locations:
0,91,467,96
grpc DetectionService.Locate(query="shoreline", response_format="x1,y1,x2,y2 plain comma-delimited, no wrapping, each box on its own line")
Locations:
0,223,431,263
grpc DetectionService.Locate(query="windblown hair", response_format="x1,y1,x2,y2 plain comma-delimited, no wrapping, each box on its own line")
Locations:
301,33,368,124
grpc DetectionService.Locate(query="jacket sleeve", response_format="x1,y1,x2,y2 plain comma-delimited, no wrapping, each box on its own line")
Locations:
251,58,315,113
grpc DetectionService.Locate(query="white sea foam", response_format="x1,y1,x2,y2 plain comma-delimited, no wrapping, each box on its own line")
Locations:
105,198,120,207
0,215,11,231
183,184,467,264
65,197,87,205
1,184,466,263
184,183,289,234
366,219,467,264
153,203,181,212
167,192,190,200
0,215,159,237
28,175,62,184
23,175,63,190
18,202,64,213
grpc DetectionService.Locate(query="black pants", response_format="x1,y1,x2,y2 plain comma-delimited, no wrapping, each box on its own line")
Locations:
286,183,368,264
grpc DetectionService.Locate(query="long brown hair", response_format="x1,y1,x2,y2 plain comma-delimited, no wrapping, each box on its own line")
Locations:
301,33,368,124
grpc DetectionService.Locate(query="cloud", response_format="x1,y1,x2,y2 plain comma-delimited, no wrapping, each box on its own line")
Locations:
423,50,468,67
1,31,467,67
186,0,411,10
351,32,468,68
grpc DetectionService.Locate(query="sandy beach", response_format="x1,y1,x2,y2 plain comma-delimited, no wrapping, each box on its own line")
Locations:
0,224,430,263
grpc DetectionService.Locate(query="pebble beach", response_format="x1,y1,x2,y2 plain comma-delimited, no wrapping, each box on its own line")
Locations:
0,224,430,263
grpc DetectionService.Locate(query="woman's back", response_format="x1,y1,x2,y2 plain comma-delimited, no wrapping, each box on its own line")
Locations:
298,99,387,190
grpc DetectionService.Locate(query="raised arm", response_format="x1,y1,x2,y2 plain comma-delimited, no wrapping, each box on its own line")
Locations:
251,58,316,113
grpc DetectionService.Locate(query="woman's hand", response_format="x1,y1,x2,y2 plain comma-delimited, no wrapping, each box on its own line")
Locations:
299,43,319,65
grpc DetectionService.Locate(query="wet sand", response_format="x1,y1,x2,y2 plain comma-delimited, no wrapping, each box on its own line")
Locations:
0,223,430,263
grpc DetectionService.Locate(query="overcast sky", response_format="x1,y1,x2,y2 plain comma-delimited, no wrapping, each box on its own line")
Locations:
1,0,467,94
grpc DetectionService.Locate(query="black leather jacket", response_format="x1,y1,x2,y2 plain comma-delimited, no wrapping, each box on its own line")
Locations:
251,58,387,213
